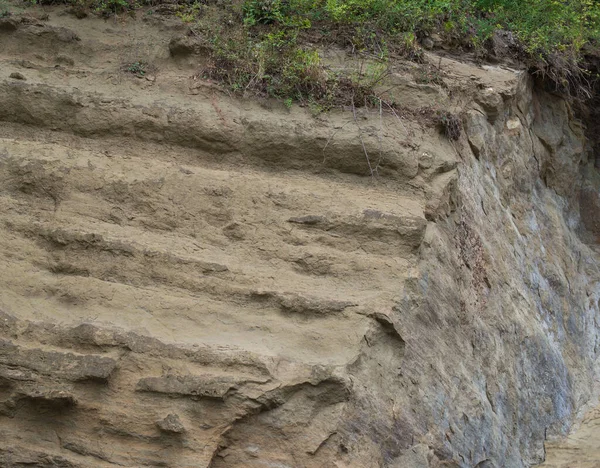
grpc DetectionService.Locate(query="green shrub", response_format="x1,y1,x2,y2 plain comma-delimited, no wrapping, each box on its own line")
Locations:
240,0,599,59
176,1,203,22
242,0,286,25
474,0,600,54
203,26,328,101
125,61,147,76
94,0,135,15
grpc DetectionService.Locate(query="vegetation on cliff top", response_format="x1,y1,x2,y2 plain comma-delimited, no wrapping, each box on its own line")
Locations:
241,0,599,55
5,0,600,105
203,0,600,104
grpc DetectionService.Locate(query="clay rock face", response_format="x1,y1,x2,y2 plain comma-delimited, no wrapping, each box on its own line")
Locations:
0,313,353,467
0,9,599,468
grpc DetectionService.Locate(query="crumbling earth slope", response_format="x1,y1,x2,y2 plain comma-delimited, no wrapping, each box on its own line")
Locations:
0,8,599,468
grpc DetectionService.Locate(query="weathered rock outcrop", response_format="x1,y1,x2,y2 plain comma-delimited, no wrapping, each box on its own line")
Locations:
0,8,599,468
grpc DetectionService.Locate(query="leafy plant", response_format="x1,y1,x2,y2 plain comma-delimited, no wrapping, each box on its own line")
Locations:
203,27,329,101
93,0,136,15
243,0,285,26
126,61,147,76
177,1,202,23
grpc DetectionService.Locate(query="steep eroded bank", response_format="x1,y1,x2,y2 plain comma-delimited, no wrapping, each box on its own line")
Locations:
0,8,599,468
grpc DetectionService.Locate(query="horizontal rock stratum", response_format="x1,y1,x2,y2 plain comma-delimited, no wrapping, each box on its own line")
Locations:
0,6,599,468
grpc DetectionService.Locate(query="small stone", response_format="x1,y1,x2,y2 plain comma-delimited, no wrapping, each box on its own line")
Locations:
9,72,26,81
157,414,186,434
244,445,260,457
430,33,443,46
422,38,435,50
419,151,434,169
506,117,521,131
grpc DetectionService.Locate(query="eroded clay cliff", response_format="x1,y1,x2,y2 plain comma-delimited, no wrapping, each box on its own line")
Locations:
0,8,599,468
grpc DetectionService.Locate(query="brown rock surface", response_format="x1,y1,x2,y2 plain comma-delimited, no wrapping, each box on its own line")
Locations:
0,6,599,468
539,404,600,468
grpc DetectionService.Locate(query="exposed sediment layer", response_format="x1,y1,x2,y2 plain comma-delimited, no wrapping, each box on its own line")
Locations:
0,9,599,468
